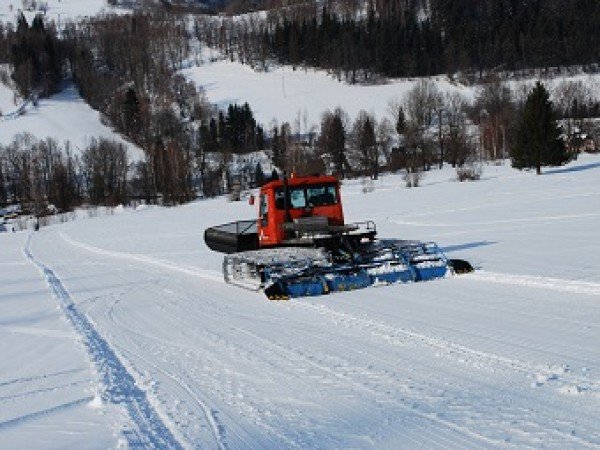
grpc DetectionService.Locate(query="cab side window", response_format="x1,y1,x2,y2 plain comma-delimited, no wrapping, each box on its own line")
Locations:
306,185,337,206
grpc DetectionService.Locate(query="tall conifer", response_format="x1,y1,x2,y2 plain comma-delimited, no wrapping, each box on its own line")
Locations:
511,82,568,174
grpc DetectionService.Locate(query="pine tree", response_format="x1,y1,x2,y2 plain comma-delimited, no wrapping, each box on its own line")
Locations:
396,107,406,135
357,115,377,178
511,82,569,174
330,115,347,178
122,88,141,137
271,127,281,168
254,162,265,187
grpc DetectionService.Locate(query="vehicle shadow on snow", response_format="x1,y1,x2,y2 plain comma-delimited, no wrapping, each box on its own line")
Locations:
544,161,600,175
441,240,497,254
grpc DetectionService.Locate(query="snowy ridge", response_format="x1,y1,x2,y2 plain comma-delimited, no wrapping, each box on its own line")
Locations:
464,271,600,297
22,233,186,449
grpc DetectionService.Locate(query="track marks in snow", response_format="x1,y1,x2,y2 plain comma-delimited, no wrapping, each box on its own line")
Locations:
117,345,228,450
290,302,600,447
0,368,84,388
233,327,504,448
0,380,88,403
464,271,600,297
50,231,600,445
295,302,600,398
106,297,228,450
60,232,223,283
1,324,75,339
23,234,185,449
390,212,600,228
0,397,94,431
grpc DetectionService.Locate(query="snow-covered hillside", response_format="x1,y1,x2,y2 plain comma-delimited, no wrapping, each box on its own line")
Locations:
0,84,144,160
182,60,473,129
182,56,600,128
0,0,121,24
2,154,600,448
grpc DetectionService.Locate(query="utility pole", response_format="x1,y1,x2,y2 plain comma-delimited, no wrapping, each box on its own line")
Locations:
438,108,445,169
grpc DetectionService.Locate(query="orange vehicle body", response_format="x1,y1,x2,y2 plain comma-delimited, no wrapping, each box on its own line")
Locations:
257,175,345,247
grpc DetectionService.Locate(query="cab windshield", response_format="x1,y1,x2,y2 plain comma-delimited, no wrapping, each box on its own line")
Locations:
275,184,338,209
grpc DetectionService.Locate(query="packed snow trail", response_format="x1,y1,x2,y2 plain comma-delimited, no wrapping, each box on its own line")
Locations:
60,231,223,283
23,234,186,449
28,223,600,448
5,155,600,448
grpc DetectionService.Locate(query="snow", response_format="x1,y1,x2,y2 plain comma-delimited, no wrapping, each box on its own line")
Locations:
2,153,600,447
0,76,18,115
182,57,600,129
0,233,116,449
0,0,123,25
0,84,145,161
181,59,474,129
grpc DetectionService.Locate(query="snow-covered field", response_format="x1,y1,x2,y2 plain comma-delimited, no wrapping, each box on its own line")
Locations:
182,60,473,129
182,57,600,128
2,154,600,448
0,84,144,160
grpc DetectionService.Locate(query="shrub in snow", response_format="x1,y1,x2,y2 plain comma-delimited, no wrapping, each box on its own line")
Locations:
228,183,242,202
456,163,483,182
404,170,423,188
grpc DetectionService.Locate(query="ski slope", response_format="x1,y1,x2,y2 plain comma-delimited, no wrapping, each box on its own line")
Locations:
182,57,600,128
181,59,474,129
0,84,144,160
2,155,600,448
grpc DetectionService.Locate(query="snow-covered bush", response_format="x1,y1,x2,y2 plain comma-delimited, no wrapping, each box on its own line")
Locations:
456,163,483,182
404,171,423,188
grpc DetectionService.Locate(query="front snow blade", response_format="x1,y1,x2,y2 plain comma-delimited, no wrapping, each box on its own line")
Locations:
448,258,474,274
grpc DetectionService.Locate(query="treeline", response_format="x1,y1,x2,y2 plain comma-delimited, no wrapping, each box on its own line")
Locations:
0,12,247,203
268,79,482,182
68,12,206,203
0,134,129,212
260,76,599,185
0,130,276,213
1,7,597,213
197,0,600,81
0,11,276,207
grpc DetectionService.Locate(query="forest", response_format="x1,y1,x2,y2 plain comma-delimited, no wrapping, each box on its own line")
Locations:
1,2,599,215
199,0,600,82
